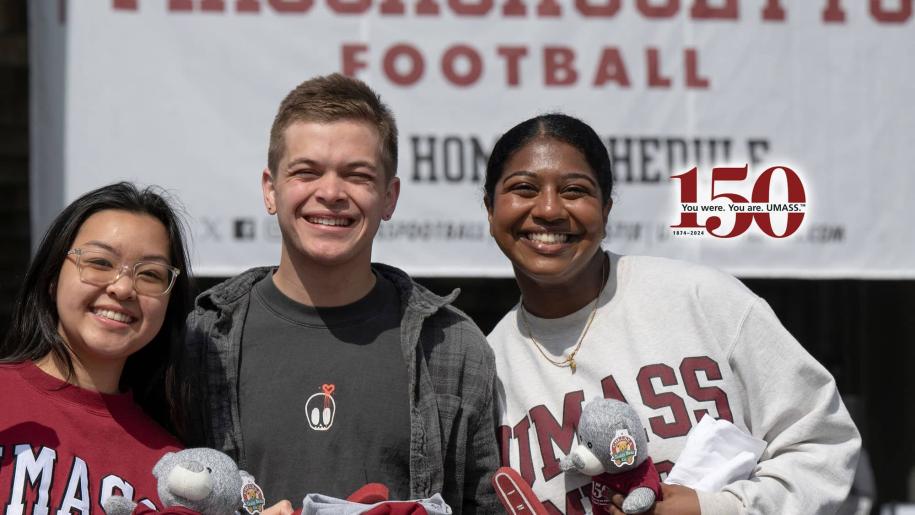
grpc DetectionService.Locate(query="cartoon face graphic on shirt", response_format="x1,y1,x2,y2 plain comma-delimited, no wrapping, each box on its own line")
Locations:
305,384,336,431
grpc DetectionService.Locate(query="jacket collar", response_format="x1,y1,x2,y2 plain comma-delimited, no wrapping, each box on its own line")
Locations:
193,266,272,311
373,263,459,316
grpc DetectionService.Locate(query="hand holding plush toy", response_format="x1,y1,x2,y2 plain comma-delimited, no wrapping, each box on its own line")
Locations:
104,448,265,515
560,399,662,515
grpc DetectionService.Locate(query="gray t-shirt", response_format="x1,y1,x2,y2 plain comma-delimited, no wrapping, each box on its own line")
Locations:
239,271,410,504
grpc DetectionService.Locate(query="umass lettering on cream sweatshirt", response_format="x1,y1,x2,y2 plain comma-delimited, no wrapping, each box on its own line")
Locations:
489,252,860,515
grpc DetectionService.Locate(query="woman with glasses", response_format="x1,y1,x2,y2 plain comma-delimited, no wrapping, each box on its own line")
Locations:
0,182,192,512
484,114,860,514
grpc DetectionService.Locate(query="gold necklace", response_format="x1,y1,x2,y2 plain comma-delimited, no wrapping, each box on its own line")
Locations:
519,256,606,374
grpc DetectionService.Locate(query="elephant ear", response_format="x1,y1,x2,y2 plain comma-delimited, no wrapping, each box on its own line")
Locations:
238,470,256,484
153,451,176,478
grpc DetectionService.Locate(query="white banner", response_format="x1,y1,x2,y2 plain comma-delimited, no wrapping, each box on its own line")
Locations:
30,0,915,278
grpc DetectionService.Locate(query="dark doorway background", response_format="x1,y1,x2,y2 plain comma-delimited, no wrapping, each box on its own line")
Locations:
3,0,912,510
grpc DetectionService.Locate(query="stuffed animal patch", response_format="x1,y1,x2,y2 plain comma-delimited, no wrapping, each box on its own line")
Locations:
560,399,662,514
103,448,265,515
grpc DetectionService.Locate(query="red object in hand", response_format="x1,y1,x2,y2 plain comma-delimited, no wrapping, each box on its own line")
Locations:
345,484,430,514
348,483,391,504
492,467,548,515
291,483,391,515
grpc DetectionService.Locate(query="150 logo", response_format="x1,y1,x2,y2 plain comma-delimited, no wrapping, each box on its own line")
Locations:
671,165,807,238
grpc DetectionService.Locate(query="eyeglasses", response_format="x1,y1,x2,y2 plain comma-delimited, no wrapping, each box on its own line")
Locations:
66,248,180,297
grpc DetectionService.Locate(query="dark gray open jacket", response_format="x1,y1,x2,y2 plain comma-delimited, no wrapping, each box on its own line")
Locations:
180,264,500,514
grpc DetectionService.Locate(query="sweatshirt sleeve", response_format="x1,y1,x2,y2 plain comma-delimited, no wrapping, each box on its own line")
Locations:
701,298,860,515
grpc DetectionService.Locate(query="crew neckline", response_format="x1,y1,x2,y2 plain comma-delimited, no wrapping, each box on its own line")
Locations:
515,252,624,350
254,270,398,328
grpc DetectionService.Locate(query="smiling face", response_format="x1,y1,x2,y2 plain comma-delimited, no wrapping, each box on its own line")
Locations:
263,120,400,272
487,137,610,286
54,209,172,376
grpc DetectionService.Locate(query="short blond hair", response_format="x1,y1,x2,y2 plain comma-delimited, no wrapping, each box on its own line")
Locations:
268,73,398,180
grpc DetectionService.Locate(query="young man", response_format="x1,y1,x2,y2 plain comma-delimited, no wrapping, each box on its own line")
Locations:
181,74,499,514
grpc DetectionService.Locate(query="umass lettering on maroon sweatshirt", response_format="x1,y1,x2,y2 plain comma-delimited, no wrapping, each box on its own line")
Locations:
0,362,181,513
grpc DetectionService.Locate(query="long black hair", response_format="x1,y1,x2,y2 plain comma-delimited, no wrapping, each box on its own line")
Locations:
484,113,614,207
0,182,193,431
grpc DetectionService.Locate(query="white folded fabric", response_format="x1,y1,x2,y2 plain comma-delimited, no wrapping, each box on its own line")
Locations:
300,493,453,515
664,415,767,492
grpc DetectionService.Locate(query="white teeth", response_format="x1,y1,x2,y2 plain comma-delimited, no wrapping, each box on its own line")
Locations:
94,309,134,323
527,233,568,244
307,216,352,227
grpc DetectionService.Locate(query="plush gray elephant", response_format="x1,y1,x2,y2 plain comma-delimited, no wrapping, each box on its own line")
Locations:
103,448,264,515
560,399,662,514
